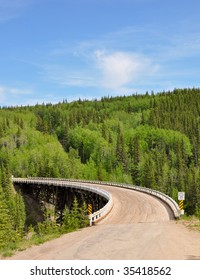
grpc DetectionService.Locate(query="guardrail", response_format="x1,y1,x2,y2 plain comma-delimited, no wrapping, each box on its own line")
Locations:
12,177,180,222
37,177,180,219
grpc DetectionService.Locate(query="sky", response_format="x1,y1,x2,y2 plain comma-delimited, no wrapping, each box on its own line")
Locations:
0,0,200,106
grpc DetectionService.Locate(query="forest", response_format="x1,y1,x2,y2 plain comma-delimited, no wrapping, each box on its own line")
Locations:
0,88,200,252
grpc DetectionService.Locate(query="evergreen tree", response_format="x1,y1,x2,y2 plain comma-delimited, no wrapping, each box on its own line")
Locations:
116,124,128,172
0,184,16,248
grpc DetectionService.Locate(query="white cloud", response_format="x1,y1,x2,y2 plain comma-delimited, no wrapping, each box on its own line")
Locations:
0,85,33,106
94,50,154,90
9,88,32,95
43,46,159,94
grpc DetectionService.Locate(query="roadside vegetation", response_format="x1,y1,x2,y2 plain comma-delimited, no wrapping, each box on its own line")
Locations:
0,187,89,257
1,88,200,255
178,215,200,233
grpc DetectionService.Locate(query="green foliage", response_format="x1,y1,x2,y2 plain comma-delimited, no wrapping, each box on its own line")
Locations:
36,207,58,236
0,184,17,249
61,198,89,232
1,87,200,254
0,171,26,250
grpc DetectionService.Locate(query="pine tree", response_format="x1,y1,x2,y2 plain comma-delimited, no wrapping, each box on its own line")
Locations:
61,206,72,232
60,120,70,152
129,136,140,184
14,193,26,235
70,197,81,230
79,201,89,228
116,124,128,172
0,184,16,248
1,166,16,226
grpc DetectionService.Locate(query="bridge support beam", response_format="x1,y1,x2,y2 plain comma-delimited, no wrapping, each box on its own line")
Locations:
13,181,107,226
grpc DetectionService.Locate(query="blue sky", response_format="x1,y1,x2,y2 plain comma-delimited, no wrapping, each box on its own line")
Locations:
0,0,200,106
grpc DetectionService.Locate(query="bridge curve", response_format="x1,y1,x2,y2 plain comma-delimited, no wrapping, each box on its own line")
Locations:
12,177,113,225
65,179,180,219
12,177,180,224
9,178,200,260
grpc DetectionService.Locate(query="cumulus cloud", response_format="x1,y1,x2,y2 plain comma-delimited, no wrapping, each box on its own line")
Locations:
93,50,158,91
42,42,159,95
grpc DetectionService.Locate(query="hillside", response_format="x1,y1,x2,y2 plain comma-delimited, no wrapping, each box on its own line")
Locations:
1,88,200,251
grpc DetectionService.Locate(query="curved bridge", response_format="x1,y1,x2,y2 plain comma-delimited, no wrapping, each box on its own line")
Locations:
10,178,200,260
12,177,180,224
12,177,113,225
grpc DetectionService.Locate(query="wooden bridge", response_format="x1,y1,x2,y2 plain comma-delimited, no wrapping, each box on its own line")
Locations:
12,177,180,226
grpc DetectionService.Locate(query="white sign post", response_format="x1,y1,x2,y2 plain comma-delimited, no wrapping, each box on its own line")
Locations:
178,192,185,215
178,192,185,201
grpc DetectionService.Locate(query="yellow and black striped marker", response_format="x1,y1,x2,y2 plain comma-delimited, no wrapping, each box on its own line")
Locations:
88,204,93,215
179,200,184,210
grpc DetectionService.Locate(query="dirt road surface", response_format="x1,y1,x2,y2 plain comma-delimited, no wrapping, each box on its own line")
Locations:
7,184,200,260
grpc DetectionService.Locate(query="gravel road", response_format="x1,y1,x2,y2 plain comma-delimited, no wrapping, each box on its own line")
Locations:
7,184,200,260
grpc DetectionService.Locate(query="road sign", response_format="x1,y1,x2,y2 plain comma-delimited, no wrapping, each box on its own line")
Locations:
179,200,184,215
179,200,183,210
178,192,185,201
88,203,92,215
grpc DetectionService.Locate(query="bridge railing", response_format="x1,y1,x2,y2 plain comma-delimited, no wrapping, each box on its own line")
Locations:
12,177,113,225
37,178,180,219
12,177,180,221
